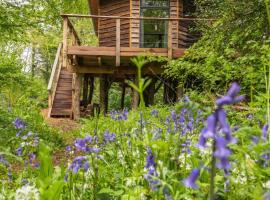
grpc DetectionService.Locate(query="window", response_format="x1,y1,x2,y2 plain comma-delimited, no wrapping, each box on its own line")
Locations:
140,0,170,48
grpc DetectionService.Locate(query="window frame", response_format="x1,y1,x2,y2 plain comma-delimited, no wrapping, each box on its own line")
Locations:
139,0,170,48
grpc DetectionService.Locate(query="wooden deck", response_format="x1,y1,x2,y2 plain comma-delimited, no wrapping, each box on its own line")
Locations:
67,46,186,75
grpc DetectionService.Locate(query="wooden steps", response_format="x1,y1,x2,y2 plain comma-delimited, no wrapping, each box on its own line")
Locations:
50,68,73,117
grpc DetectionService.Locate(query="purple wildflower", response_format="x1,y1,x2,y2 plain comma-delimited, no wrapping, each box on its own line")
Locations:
262,124,269,142
183,169,200,189
204,114,217,138
16,147,23,156
16,131,22,137
103,131,116,143
0,155,9,167
196,128,208,149
69,156,89,174
13,118,25,129
151,109,159,117
144,148,159,191
216,82,245,107
66,146,72,152
251,136,259,144
214,137,231,159
64,174,69,182
74,139,86,151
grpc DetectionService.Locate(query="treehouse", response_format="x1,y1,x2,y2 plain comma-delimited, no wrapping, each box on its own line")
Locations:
47,0,200,119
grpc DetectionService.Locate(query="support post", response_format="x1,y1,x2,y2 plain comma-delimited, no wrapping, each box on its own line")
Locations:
82,75,89,107
132,76,139,109
168,20,173,59
100,75,109,115
120,83,126,110
88,77,94,105
147,78,156,106
72,73,82,120
63,17,69,69
116,18,121,67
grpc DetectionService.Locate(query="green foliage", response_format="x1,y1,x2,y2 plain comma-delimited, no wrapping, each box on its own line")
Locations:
38,142,64,200
165,0,269,95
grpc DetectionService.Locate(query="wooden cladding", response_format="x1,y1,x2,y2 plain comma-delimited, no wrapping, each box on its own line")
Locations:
93,0,200,49
99,0,130,47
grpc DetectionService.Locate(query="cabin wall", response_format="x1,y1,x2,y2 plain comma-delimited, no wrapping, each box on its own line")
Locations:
97,0,199,49
178,0,200,48
98,0,130,47
130,0,181,48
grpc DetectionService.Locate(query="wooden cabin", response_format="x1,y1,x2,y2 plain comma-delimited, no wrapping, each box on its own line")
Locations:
47,0,200,119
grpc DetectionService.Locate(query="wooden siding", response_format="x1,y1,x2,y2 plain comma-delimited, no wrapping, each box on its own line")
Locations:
178,0,200,48
130,0,140,47
170,0,179,48
99,0,130,47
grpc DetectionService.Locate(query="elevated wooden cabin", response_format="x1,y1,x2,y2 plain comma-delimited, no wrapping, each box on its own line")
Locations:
47,0,200,119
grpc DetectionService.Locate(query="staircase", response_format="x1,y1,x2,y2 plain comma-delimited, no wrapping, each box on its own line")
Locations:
48,43,73,118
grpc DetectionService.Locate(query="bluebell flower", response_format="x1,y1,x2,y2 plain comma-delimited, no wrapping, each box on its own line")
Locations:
69,156,89,174
16,131,22,137
16,147,23,156
144,147,160,191
74,139,86,151
262,124,269,142
163,188,172,200
204,114,217,138
196,128,208,149
183,169,200,189
13,118,25,129
64,173,69,182
183,96,190,103
214,137,231,159
66,146,72,152
28,153,36,164
216,157,231,170
86,147,101,153
145,148,156,169
251,136,259,144
0,155,9,167
151,109,159,117
110,109,128,121
103,131,116,143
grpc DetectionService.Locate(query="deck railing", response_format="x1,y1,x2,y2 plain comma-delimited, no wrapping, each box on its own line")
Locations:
61,14,213,67
47,43,63,117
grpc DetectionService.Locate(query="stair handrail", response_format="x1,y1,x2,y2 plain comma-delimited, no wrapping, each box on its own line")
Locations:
47,43,63,117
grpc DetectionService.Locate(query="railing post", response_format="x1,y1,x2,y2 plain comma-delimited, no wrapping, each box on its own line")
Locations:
168,20,173,59
116,18,121,67
63,17,69,69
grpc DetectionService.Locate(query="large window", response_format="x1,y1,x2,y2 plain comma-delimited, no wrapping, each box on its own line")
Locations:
140,0,170,48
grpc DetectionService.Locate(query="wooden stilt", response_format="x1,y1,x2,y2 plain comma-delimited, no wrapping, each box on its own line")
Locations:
120,83,126,109
82,74,89,107
72,73,82,120
88,76,94,105
132,76,139,109
147,78,156,106
163,79,178,104
100,75,109,114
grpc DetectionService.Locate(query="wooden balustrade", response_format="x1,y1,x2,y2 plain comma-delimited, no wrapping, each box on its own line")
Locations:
47,43,63,117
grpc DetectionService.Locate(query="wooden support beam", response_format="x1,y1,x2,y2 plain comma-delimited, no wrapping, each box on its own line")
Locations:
63,17,69,69
72,73,82,120
82,74,89,107
168,20,173,59
100,75,109,115
147,78,157,106
88,76,94,104
132,76,139,109
120,83,126,110
116,18,121,67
